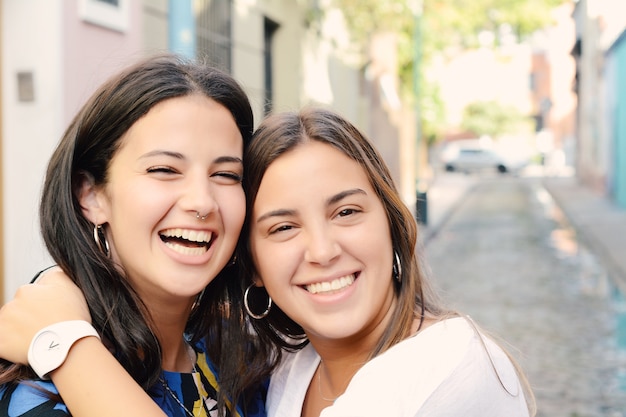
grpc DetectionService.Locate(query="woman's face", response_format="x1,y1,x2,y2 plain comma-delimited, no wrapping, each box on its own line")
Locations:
250,140,396,344
88,95,244,305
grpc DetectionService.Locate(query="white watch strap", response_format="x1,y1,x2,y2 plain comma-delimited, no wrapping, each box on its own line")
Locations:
27,320,100,379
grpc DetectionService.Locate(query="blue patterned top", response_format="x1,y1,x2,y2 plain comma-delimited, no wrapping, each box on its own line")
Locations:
0,337,267,417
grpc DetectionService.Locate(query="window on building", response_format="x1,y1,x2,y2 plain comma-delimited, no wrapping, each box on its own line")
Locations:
264,17,279,115
79,0,128,32
195,0,232,73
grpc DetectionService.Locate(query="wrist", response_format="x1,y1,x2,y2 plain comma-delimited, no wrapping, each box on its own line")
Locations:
28,320,100,379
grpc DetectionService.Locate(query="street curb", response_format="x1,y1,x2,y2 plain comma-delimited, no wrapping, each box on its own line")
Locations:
542,177,626,294
419,181,479,246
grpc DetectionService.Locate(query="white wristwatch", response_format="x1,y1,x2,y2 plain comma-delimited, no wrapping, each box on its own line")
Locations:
28,320,100,379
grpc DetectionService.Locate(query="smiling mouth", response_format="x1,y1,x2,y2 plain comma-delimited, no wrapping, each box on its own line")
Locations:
160,228,214,256
305,274,357,294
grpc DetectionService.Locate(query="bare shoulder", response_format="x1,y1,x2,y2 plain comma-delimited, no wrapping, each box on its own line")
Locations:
34,266,74,287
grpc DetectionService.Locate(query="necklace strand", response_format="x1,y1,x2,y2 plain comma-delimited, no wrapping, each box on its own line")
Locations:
160,342,206,417
317,361,339,403
161,377,196,417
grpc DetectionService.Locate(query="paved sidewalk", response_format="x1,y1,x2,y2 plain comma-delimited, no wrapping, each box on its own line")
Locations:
543,176,626,292
418,174,478,245
419,173,626,291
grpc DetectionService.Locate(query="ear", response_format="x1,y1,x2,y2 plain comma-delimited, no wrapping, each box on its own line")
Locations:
77,172,109,225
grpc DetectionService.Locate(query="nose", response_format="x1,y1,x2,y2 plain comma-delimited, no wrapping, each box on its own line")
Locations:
180,174,218,220
303,226,341,266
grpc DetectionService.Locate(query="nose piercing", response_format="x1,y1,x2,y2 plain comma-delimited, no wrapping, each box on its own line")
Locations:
196,211,208,221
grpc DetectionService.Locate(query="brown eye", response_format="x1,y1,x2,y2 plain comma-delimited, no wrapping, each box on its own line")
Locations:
147,166,177,174
213,172,242,182
270,224,294,234
338,208,358,217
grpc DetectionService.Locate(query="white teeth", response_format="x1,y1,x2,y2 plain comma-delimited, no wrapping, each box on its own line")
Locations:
306,274,355,294
161,228,212,243
160,228,213,257
164,242,208,256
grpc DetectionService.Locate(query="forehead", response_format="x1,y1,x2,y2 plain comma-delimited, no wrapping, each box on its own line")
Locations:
117,95,242,153
273,139,362,174
255,140,373,203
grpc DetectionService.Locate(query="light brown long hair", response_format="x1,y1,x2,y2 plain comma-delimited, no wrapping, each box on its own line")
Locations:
240,106,450,353
239,106,535,415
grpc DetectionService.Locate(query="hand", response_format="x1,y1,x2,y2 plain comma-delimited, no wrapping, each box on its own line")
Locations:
0,268,91,364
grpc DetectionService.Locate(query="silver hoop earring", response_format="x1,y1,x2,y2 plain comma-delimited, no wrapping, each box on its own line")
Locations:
392,251,402,283
93,224,110,258
196,211,208,221
244,284,272,320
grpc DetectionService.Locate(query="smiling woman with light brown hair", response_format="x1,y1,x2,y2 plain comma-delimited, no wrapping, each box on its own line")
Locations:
240,106,535,417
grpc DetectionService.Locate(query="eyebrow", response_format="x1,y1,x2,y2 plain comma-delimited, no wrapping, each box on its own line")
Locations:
140,150,242,165
214,155,243,164
256,208,297,224
255,188,366,224
326,188,366,206
140,150,184,160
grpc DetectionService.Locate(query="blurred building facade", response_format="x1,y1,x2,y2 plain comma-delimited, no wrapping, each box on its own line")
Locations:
571,0,626,206
529,2,577,171
428,2,577,175
0,0,413,302
605,30,626,208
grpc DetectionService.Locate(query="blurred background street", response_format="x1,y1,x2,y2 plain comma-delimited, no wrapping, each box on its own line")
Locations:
424,171,626,417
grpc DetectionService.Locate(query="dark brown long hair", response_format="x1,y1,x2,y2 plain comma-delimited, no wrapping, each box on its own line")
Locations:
0,53,267,414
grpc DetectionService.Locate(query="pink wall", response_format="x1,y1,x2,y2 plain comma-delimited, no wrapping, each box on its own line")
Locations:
62,0,144,125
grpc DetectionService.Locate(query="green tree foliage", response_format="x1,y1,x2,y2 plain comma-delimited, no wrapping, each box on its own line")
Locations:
331,0,567,141
334,0,566,86
423,0,567,51
461,100,532,138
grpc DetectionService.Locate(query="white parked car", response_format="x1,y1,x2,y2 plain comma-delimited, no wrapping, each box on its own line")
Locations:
440,141,527,174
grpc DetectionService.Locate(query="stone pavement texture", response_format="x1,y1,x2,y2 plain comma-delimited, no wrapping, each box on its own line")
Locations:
418,174,478,245
420,174,626,290
543,177,626,293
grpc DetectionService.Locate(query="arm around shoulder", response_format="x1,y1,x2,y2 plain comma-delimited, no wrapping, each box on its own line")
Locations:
51,336,166,417
0,268,91,364
0,337,165,417
0,268,166,417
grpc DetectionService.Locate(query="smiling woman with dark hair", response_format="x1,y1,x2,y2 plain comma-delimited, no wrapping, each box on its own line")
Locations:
0,53,268,417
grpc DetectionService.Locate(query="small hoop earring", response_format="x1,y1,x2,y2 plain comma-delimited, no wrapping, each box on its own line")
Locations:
244,284,272,320
196,211,208,221
392,250,402,283
93,224,110,258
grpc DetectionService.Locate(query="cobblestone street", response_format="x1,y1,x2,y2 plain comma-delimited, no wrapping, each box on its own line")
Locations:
424,175,626,417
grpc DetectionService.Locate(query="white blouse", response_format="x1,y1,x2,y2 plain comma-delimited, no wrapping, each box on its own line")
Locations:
267,317,530,417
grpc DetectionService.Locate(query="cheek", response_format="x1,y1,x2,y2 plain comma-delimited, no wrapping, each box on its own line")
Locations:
105,191,153,234
350,218,393,267
111,182,171,220
251,240,296,289
216,187,246,232
250,243,273,282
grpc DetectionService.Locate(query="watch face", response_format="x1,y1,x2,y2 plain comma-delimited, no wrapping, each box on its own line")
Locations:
32,330,64,365
28,321,100,379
